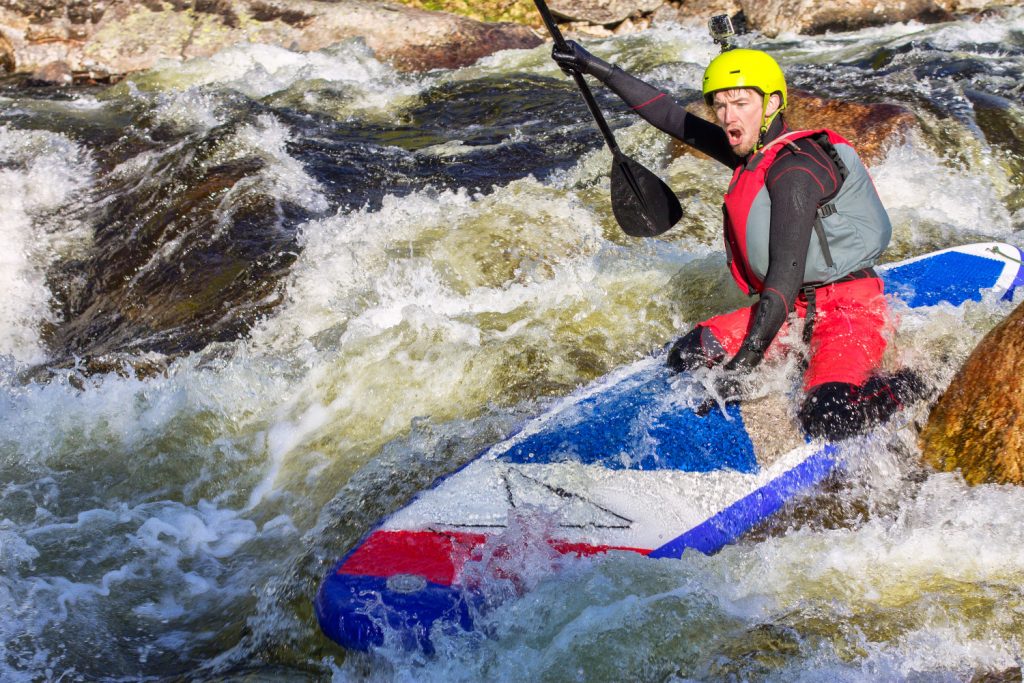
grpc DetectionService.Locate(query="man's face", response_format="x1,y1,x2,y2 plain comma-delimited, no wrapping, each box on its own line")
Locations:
712,88,778,156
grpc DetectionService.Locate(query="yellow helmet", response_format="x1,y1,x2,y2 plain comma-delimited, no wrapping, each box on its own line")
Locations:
702,48,788,109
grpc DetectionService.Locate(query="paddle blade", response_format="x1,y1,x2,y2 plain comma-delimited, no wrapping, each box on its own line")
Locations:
610,153,683,237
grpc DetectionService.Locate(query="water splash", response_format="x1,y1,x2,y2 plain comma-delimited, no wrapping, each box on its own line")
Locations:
0,126,94,364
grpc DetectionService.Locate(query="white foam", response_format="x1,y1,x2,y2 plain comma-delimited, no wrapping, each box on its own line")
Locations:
924,6,1024,51
872,139,1015,240
133,41,427,119
152,87,226,132
0,484,289,670
254,181,606,347
0,126,94,364
226,113,330,214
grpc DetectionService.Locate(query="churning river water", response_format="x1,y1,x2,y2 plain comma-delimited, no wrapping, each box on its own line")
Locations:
2,8,1024,681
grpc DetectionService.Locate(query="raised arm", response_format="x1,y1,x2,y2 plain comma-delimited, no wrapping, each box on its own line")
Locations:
551,41,739,168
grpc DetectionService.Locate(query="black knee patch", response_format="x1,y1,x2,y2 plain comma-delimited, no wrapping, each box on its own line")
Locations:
799,382,862,440
799,370,926,441
666,326,726,373
858,369,926,421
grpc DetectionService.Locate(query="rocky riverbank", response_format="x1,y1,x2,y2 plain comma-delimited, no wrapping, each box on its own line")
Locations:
1,0,1019,84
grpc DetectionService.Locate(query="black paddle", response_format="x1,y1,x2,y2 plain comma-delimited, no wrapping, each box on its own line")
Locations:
533,0,683,237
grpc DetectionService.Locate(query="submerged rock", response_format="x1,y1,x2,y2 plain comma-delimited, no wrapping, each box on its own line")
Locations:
42,123,310,367
919,300,1024,485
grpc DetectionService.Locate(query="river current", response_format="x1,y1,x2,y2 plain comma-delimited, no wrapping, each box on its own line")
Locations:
2,8,1024,681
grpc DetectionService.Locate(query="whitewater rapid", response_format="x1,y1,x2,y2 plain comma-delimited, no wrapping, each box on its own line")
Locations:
1,8,1024,681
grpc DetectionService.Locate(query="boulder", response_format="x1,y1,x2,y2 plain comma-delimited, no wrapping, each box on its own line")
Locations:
738,0,1008,38
573,0,1006,36
784,90,916,165
650,0,741,29
918,300,1024,485
312,1,544,71
0,0,543,77
672,90,916,165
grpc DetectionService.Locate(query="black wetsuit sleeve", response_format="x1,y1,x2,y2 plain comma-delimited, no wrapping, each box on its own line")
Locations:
599,67,739,168
731,141,841,368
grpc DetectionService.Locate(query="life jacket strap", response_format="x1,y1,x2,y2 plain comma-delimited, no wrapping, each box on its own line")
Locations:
814,202,838,268
800,267,878,344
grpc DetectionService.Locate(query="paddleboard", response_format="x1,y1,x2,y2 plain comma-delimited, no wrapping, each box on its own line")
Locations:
316,242,1024,652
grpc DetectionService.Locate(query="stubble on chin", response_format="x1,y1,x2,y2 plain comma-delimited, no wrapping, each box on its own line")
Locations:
731,141,755,157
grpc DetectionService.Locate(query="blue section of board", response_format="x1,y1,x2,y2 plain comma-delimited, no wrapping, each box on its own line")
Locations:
316,572,473,654
498,368,759,474
881,250,1007,308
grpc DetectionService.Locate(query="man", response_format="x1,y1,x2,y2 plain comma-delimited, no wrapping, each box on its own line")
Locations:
551,41,920,440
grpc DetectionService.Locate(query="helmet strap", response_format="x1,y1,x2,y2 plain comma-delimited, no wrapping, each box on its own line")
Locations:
754,94,782,153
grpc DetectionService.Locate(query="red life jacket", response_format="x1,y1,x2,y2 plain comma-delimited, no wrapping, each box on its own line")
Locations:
722,129,891,295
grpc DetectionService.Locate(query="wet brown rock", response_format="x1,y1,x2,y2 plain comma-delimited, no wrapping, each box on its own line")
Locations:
785,91,916,165
918,300,1024,486
0,30,14,72
742,0,954,37
0,0,543,76
672,90,915,166
27,57,71,84
44,147,297,366
548,0,663,26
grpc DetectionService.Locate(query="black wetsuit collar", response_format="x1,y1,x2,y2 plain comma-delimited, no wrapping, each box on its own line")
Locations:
752,116,788,158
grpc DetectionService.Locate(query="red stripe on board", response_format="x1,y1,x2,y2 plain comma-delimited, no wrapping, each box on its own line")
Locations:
551,541,651,557
337,530,651,586
338,530,487,585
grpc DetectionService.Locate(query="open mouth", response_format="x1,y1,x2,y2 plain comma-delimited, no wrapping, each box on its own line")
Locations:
727,127,744,145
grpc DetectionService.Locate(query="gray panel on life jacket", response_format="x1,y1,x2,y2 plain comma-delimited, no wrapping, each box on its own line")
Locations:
743,139,891,286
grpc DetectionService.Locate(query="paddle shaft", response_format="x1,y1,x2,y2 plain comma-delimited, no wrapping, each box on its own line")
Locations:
533,0,683,237
533,0,622,155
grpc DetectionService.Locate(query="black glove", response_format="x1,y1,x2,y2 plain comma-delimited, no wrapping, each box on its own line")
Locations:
694,349,761,416
695,370,745,417
551,40,614,81
666,326,726,373
724,343,764,373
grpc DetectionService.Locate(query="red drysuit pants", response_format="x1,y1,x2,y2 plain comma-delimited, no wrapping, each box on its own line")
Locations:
699,278,890,390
